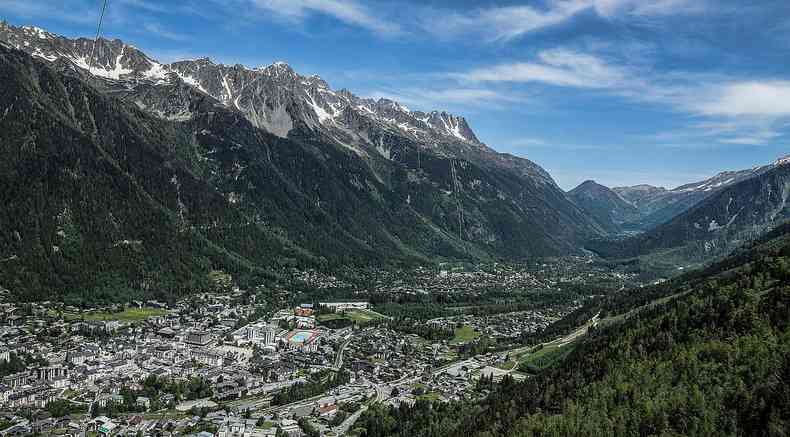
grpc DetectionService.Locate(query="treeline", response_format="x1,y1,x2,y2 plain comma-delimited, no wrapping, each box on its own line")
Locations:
387,319,454,341
91,375,212,418
271,370,350,406
0,352,49,378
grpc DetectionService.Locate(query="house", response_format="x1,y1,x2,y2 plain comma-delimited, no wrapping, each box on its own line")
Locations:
136,396,151,410
279,419,302,437
317,404,337,418
160,393,176,407
186,331,213,346
294,304,314,317
98,420,117,436
0,384,10,404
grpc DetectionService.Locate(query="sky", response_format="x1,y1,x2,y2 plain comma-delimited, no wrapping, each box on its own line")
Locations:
1,0,789,190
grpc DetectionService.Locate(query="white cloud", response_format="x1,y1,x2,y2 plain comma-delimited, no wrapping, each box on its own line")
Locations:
454,47,790,147
457,49,626,88
250,0,399,35
692,81,790,117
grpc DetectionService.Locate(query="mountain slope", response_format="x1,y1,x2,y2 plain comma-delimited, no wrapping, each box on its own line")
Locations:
590,161,790,260
0,43,315,303
614,164,775,230
567,180,640,234
358,221,790,436
0,23,606,301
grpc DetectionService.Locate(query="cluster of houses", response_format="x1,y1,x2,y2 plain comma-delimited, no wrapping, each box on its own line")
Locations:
0,294,363,436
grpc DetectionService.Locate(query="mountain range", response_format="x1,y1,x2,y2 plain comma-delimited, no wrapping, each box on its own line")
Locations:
0,22,604,302
589,158,790,261
0,21,787,302
612,163,777,230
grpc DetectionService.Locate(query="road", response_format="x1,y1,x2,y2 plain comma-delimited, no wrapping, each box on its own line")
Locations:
334,404,368,436
342,315,602,436
333,337,351,370
228,378,306,411
330,378,381,436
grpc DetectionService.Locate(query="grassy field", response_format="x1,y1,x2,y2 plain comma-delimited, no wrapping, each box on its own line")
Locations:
416,392,443,401
519,342,576,373
346,309,386,323
317,309,387,325
495,360,518,370
450,325,480,344
64,307,167,322
316,313,346,322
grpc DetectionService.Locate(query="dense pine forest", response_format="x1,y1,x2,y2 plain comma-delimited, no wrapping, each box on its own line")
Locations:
357,223,790,436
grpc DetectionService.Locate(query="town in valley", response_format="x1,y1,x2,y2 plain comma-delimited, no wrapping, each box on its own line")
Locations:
0,259,638,436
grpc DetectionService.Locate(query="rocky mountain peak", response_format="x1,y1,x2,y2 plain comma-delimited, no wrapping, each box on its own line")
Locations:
0,22,487,152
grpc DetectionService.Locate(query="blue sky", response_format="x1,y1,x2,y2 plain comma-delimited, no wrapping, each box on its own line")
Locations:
2,0,789,189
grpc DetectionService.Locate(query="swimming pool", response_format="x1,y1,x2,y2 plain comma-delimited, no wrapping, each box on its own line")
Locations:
287,330,319,344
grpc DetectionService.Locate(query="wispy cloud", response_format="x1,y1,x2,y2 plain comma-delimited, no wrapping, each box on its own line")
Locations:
592,0,707,18
249,0,399,35
457,49,626,88
452,46,790,147
143,22,189,41
117,0,171,14
422,0,704,42
424,0,589,42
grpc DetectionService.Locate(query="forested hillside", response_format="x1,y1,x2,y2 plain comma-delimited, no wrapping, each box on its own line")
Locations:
0,33,605,303
358,223,790,436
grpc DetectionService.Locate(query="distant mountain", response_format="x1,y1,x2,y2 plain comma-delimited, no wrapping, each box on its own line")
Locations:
567,180,640,234
614,164,775,230
590,160,790,260
0,22,604,301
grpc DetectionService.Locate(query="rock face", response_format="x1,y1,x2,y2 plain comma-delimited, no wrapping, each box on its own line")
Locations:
590,163,790,259
613,165,775,230
568,180,640,234
0,23,604,301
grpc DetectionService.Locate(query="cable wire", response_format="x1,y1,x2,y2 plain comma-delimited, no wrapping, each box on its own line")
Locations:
87,0,109,73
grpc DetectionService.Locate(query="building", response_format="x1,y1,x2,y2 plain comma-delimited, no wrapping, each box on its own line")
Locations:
294,316,315,329
3,371,30,389
36,365,68,382
186,331,213,346
284,330,321,353
294,304,314,317
0,348,9,363
92,416,117,436
318,302,371,312
0,384,10,404
67,350,91,366
279,419,302,437
193,349,224,367
247,323,276,344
